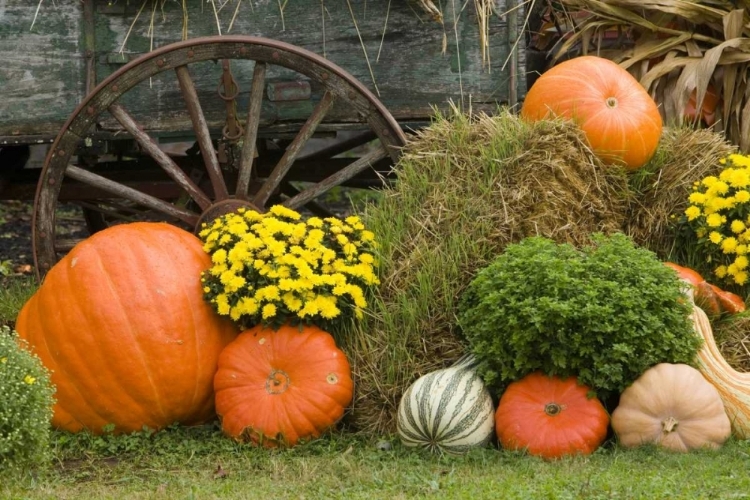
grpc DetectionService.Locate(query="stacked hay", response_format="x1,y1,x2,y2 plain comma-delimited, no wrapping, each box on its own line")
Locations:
714,316,750,373
341,109,632,434
624,127,736,261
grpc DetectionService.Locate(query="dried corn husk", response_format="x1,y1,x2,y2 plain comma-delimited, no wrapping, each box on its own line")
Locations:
553,0,750,151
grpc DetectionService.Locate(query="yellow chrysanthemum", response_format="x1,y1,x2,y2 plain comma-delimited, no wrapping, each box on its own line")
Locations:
722,237,738,254
731,220,746,234
709,231,723,244
715,265,728,278
262,304,277,319
705,212,725,228
735,271,749,285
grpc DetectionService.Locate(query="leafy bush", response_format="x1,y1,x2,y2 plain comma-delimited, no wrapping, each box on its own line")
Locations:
0,326,55,473
457,233,702,399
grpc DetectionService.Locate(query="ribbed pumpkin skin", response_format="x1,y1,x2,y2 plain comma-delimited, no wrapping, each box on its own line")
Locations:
397,357,495,454
15,222,238,434
692,305,750,439
214,324,353,448
611,362,731,451
495,373,609,459
521,55,663,170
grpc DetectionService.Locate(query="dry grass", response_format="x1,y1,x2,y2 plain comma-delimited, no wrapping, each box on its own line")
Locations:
624,127,736,259
342,109,631,434
714,313,750,372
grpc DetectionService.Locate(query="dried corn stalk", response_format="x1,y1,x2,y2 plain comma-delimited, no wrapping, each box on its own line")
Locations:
553,0,750,151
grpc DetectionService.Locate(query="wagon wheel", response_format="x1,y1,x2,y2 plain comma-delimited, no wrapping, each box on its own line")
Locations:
33,35,406,280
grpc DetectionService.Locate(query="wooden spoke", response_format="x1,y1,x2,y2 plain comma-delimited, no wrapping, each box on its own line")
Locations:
279,182,335,217
108,103,212,210
77,201,142,223
253,91,335,207
54,239,85,254
65,165,200,226
236,62,267,199
282,144,388,210
175,65,229,201
299,130,377,162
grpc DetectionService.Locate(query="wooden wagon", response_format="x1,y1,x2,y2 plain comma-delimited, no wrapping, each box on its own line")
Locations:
0,0,529,278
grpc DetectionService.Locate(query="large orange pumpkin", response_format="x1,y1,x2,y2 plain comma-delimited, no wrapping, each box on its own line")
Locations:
214,323,354,447
494,372,609,459
521,55,663,170
16,222,238,434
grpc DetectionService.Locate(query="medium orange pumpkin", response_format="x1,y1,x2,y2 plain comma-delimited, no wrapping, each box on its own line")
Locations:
494,372,609,459
214,323,354,447
663,262,746,316
15,222,238,434
521,55,663,170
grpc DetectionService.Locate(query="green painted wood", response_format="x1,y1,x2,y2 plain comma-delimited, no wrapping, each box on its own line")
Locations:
0,0,526,141
0,0,86,137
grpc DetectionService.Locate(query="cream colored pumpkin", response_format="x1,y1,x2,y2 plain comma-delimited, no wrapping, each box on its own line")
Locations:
611,363,731,452
692,304,750,439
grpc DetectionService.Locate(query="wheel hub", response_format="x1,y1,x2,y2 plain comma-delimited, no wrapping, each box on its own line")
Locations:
195,198,261,233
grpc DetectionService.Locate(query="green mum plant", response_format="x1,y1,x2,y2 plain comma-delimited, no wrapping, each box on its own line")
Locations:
1,326,55,474
199,205,380,331
683,153,750,287
457,234,701,400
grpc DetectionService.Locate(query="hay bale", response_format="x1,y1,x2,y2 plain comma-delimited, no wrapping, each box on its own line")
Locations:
625,128,736,260
342,110,631,435
714,315,750,373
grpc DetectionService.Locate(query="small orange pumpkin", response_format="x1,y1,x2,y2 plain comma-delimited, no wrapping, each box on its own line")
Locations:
214,324,354,447
16,222,238,434
521,55,663,170
494,372,609,460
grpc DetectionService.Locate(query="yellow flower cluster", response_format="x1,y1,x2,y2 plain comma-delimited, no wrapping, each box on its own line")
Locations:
199,205,380,329
684,153,750,286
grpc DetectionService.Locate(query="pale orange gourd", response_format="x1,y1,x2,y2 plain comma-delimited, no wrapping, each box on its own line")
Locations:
521,55,663,170
15,222,239,434
611,363,731,451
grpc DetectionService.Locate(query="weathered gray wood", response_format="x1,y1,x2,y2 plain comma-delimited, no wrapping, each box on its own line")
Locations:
65,164,200,225
108,102,212,209
253,90,334,207
174,64,229,200
236,60,267,198
283,144,389,210
0,0,527,141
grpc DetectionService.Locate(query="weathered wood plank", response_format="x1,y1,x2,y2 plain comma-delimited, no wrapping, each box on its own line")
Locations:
0,0,85,136
0,0,526,140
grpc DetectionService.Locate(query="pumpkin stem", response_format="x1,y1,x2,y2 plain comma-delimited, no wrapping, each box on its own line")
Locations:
544,403,563,416
265,369,291,395
606,97,618,109
662,416,679,433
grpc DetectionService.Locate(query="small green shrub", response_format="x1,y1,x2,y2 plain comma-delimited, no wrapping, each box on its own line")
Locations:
457,233,702,399
0,326,55,473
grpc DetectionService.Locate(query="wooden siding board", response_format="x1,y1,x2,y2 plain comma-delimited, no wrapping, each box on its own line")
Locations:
0,0,85,136
1,0,526,140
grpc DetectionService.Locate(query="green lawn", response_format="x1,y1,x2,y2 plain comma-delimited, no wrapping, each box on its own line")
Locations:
4,427,750,500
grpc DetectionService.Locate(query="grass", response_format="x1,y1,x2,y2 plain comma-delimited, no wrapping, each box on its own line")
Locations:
3,426,750,499
0,275,36,328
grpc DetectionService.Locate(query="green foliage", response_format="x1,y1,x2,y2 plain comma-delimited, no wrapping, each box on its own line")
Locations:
457,233,702,399
0,326,55,474
0,276,36,328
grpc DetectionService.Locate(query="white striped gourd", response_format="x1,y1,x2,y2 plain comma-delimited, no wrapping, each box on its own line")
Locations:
692,303,750,439
397,355,495,454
